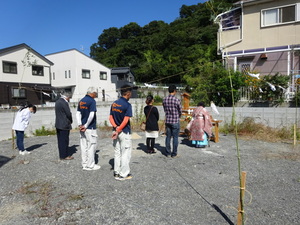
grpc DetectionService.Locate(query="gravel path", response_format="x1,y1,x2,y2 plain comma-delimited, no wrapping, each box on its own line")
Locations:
0,131,299,225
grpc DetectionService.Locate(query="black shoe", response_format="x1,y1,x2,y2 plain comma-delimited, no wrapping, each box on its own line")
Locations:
148,150,156,154
114,172,120,178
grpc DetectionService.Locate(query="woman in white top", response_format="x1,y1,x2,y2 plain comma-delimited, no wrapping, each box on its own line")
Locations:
12,104,37,155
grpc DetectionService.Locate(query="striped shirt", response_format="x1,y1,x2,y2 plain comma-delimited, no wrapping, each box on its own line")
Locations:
163,94,182,124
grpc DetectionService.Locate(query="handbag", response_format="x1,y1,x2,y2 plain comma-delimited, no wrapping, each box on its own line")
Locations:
140,122,146,131
140,106,153,131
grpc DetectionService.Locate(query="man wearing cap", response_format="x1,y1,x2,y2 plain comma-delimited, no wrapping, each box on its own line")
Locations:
163,85,182,158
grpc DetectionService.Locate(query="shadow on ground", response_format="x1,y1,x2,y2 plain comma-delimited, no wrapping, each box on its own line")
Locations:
0,155,13,168
26,143,48,152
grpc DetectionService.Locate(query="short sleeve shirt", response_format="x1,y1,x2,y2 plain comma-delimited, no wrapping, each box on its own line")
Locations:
77,95,97,129
110,97,132,134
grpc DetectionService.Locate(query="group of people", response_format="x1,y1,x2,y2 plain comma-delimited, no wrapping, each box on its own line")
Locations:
143,85,213,152
12,84,213,181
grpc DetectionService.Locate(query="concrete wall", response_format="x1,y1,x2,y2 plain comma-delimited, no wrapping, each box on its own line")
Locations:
1,101,299,141
137,86,184,99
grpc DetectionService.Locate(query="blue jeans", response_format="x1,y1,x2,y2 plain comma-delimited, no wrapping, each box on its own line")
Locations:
165,123,180,156
15,130,25,151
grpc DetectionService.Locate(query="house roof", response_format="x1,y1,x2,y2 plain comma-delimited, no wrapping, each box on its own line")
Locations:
111,67,130,74
45,48,110,70
45,48,82,56
111,67,134,75
234,0,273,6
0,43,54,65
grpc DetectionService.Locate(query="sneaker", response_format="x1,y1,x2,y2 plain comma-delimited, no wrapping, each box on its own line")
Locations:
83,165,101,171
171,155,179,158
166,155,171,158
115,174,133,181
19,151,25,155
23,150,31,154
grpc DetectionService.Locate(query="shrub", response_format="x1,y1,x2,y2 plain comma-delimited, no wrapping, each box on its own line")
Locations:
34,126,56,136
154,95,163,103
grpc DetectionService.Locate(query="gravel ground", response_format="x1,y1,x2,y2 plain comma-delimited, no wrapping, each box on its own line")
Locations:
0,131,299,225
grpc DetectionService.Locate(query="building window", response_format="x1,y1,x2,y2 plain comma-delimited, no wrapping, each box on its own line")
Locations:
53,72,55,80
82,69,90,79
100,71,107,80
239,62,251,74
65,71,67,78
3,61,17,74
69,70,71,78
12,88,26,98
32,65,44,76
262,4,296,26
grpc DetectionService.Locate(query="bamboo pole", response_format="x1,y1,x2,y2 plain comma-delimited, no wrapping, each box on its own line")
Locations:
226,61,246,224
295,83,298,147
237,171,247,225
12,129,15,150
294,124,297,146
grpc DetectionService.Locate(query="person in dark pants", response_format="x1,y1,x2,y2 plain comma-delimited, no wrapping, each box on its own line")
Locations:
144,95,159,154
162,85,182,158
12,104,37,155
55,91,73,160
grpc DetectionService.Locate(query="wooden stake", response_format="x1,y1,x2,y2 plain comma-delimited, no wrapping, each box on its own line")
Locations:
237,171,247,225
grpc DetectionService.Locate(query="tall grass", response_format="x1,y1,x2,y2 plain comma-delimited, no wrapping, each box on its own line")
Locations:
220,117,297,142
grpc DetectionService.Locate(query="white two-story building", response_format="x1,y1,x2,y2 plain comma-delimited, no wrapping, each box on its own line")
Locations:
45,49,117,102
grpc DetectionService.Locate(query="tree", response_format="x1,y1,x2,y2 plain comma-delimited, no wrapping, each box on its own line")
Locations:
98,27,121,50
89,0,235,84
184,61,246,106
120,22,142,39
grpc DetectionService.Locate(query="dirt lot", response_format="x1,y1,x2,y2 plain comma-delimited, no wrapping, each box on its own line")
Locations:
0,131,299,225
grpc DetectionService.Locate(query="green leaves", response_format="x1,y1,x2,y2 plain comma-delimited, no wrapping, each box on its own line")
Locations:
184,62,245,106
89,1,233,83
89,1,238,96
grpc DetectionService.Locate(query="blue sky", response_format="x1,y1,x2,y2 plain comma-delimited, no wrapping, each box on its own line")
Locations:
1,0,206,56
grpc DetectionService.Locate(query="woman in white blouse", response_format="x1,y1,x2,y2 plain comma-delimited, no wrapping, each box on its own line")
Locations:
12,104,37,155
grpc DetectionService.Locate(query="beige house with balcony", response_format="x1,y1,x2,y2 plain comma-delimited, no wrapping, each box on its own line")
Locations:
215,0,300,87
